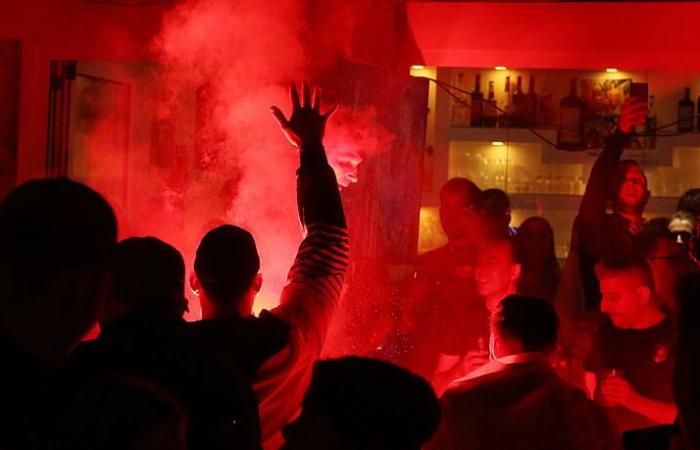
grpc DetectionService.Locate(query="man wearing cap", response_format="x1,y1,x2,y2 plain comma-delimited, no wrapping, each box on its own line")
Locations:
187,83,349,450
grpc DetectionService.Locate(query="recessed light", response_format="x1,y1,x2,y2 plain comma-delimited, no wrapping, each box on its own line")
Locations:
606,68,619,73
410,65,425,70
491,141,505,147
494,66,507,71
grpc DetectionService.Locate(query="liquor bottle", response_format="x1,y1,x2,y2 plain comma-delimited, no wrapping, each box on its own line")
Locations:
526,75,538,128
483,81,498,127
557,77,586,150
451,72,469,127
499,76,512,128
678,87,694,132
646,95,657,149
537,77,553,127
470,73,484,127
512,75,526,127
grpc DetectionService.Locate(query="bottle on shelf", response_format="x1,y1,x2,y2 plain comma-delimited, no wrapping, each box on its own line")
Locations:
499,75,512,128
537,77,553,127
646,95,657,150
678,87,694,132
483,80,498,127
450,72,469,127
557,77,586,150
470,73,484,127
512,75,527,127
526,75,538,128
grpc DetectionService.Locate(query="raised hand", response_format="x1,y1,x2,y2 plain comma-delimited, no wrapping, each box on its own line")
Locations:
618,97,648,134
270,82,337,148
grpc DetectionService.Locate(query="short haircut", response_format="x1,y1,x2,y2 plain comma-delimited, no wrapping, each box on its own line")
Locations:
194,225,260,306
493,295,559,353
482,236,518,263
440,177,481,207
303,357,441,450
677,189,700,216
0,178,117,303
481,188,511,219
113,237,187,317
594,257,655,292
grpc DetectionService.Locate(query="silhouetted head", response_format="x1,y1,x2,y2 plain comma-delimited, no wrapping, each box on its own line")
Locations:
491,294,559,358
595,257,662,329
515,216,556,264
191,225,262,319
104,237,187,323
481,188,511,239
0,178,117,363
475,237,521,312
439,178,483,244
612,160,649,214
282,356,440,450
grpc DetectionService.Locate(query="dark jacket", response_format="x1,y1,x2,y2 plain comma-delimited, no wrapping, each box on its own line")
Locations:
428,360,619,450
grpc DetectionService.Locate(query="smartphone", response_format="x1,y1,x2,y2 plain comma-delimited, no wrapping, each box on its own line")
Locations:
630,82,649,104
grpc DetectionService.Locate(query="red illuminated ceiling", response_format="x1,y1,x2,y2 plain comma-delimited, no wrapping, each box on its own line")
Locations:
407,2,700,70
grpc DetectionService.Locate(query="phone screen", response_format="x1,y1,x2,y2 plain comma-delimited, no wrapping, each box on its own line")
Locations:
630,82,649,104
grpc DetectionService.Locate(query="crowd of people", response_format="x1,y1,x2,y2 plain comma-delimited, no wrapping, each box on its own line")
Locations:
0,84,698,450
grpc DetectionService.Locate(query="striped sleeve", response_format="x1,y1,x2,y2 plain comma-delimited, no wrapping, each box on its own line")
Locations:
286,223,349,301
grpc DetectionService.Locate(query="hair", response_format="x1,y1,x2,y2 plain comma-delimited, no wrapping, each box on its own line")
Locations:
194,225,260,307
594,256,655,292
113,237,188,318
481,188,511,218
302,357,441,450
514,217,561,300
677,188,700,216
493,295,559,353
440,177,482,207
0,178,117,310
482,236,518,264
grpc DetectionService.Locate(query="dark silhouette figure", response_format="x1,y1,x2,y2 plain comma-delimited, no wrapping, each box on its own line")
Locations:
187,83,349,449
0,178,117,450
394,177,485,379
58,375,188,450
574,98,649,311
68,237,261,450
428,295,618,450
281,356,440,450
515,216,561,303
481,188,515,239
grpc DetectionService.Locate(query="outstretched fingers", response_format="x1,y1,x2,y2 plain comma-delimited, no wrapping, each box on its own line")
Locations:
322,104,338,120
290,83,301,111
270,106,289,128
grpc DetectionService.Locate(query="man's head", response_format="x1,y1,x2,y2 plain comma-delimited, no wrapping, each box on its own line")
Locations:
191,225,262,319
439,178,483,244
491,295,559,359
0,178,117,362
475,238,521,312
595,257,662,329
677,188,700,219
481,188,511,239
105,237,188,323
612,160,649,214
282,357,440,450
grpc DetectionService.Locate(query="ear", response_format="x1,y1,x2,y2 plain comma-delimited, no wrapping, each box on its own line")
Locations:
511,263,522,282
189,272,200,296
252,273,263,294
638,285,652,304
